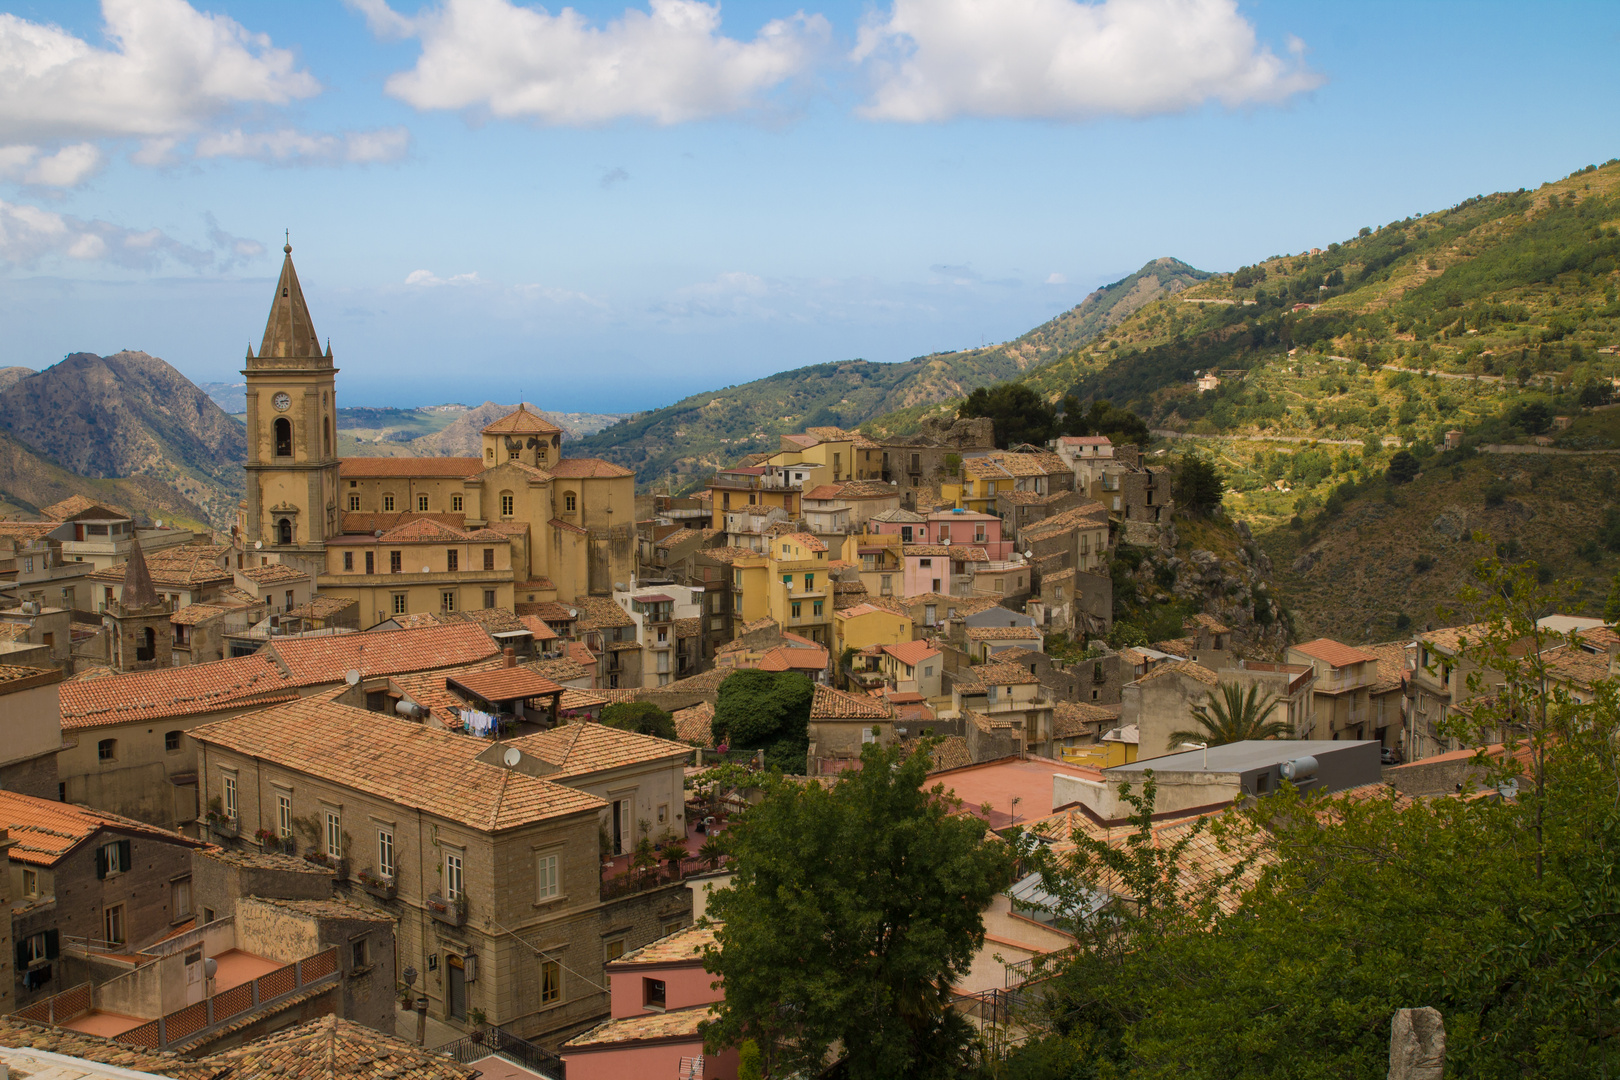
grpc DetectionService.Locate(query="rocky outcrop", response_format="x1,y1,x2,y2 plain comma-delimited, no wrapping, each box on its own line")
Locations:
915,414,996,450
1127,517,1289,654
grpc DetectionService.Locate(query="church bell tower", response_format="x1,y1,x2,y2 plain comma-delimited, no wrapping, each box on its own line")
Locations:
242,239,341,571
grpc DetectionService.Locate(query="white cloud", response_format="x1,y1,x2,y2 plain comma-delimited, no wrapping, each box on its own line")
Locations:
195,127,410,166
345,0,418,41
0,143,104,186
367,0,830,125
0,198,217,269
0,0,319,143
405,269,483,286
1046,271,1067,284
853,0,1322,122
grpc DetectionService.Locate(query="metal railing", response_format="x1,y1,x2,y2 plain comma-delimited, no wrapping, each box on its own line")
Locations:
118,946,339,1050
441,1026,565,1078
601,854,727,902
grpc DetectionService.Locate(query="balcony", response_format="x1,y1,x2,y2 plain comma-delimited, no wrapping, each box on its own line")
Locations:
427,892,468,927
355,867,397,901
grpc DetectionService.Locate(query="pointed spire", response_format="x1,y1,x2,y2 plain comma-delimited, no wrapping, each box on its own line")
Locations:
257,237,324,361
120,534,160,609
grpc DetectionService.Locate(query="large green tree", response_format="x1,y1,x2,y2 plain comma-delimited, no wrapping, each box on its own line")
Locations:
710,669,813,774
1168,682,1288,747
599,701,677,740
959,382,1058,448
1173,454,1225,514
702,741,1012,1079
1005,559,1620,1079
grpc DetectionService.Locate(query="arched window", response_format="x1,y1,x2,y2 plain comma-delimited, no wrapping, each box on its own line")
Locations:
564,491,577,513
323,416,331,457
274,418,292,457
278,518,293,545
500,492,515,517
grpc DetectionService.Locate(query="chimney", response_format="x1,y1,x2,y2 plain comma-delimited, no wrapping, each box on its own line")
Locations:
504,646,516,668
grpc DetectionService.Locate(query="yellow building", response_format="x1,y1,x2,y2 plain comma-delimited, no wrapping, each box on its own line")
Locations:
319,517,516,623
768,431,854,484
233,243,635,615
730,532,833,647
832,601,913,661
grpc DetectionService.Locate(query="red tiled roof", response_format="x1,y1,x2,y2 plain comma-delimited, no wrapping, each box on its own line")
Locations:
810,683,893,720
0,790,202,867
508,722,691,779
757,644,828,672
549,458,634,478
882,639,941,667
59,655,298,730
339,457,483,478
482,404,560,435
447,667,564,703
267,623,499,685
1291,638,1379,668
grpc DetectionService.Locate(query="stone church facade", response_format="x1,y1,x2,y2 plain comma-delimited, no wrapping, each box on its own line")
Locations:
236,244,635,622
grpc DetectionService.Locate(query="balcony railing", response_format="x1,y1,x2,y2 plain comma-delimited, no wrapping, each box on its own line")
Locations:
427,892,468,927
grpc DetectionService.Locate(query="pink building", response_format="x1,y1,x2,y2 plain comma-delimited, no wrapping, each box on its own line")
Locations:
871,509,1010,560
562,924,737,1080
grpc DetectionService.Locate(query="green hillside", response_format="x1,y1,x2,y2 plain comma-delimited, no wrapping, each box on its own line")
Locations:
573,257,1210,490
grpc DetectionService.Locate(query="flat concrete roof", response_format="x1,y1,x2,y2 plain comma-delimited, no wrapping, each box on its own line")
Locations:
1108,740,1374,775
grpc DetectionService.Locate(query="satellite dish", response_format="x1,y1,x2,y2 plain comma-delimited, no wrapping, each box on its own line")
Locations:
154,519,163,529
204,958,218,980
503,746,521,767
254,540,263,550
345,669,361,686
374,529,384,539
568,608,578,618
421,565,430,574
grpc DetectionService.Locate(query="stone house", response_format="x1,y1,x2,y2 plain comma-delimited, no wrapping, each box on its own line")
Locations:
1122,659,1316,761
58,623,502,830
949,662,1053,753
807,684,899,774
1,791,204,1005
878,639,944,699
191,696,695,1044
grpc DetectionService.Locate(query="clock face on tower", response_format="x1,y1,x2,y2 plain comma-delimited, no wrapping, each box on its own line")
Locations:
272,392,291,412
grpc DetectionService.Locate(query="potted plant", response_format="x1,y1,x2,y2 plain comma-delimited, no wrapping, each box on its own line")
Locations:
699,835,726,871
205,796,237,838
468,1008,487,1043
630,836,658,881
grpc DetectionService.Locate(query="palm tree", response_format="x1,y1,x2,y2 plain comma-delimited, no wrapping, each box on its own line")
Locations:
1169,682,1290,748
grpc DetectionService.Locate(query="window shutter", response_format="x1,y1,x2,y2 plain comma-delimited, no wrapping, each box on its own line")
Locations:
44,930,59,959
14,940,25,970
96,846,107,879
118,840,132,871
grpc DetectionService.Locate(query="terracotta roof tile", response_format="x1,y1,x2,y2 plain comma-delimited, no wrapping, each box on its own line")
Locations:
564,1004,716,1050
757,644,828,672
525,657,592,683
962,661,1043,688
0,1017,222,1078
920,735,972,772
1136,659,1220,686
1185,613,1232,635
342,511,465,535
288,595,358,620
882,639,940,667
673,701,715,744
1291,638,1379,668
0,790,202,867
520,615,558,640
1360,640,1412,695
43,494,130,521
550,457,634,478
1051,701,1120,738
200,1015,477,1079
508,722,691,779
60,655,298,730
482,404,560,435
170,602,234,626
237,562,308,585
810,683,893,720
574,596,635,630
448,666,564,703
967,626,1043,640
613,923,717,967
673,616,702,638
266,623,499,685
193,696,604,830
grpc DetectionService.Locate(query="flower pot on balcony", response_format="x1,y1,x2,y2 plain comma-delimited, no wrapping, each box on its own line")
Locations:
357,870,398,900
208,817,239,840
427,892,468,927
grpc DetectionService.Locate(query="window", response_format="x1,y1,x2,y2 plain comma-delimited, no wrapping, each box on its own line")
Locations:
541,960,561,1005
447,549,459,571
483,548,495,570
164,730,182,752
223,774,238,820
445,851,464,901
537,853,559,900
325,811,343,858
273,418,292,457
791,602,801,619
348,494,360,511
172,877,192,917
605,939,625,963
483,590,496,609
417,495,429,512
486,448,495,462
104,904,125,945
803,573,814,591
451,495,463,512
441,591,456,612
643,977,666,1009
23,930,52,964
351,939,369,969
23,868,38,897
378,829,395,878
365,552,375,574
390,550,402,573
383,494,395,512
277,793,292,839
392,593,407,615
564,493,576,513
98,738,116,761
813,601,823,617
662,918,686,936
344,551,354,571
99,840,130,876
500,493,514,517
286,589,296,610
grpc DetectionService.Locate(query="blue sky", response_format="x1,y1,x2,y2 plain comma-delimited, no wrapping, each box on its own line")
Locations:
1,0,1617,412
